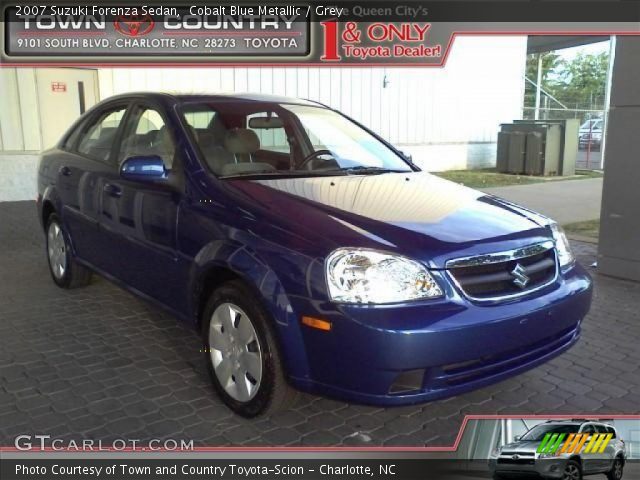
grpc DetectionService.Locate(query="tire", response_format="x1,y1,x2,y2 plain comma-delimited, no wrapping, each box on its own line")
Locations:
201,280,298,417
606,457,624,480
562,460,582,480
45,213,92,289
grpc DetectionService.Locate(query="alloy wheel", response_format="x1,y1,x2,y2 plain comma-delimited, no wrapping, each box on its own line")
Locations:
47,221,67,279
208,303,262,402
613,459,623,480
563,463,581,480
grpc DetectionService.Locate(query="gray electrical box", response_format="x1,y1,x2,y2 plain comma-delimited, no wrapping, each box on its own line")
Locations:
496,130,526,174
507,132,527,174
496,132,510,173
498,119,578,176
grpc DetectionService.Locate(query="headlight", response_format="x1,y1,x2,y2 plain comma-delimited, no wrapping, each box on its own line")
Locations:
491,447,502,458
550,223,575,268
538,453,558,459
326,248,443,303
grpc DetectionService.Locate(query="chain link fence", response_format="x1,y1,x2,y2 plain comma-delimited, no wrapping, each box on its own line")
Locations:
523,106,605,170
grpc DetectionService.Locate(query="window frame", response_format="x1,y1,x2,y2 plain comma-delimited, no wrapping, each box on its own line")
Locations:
580,423,597,434
116,100,179,171
70,100,133,165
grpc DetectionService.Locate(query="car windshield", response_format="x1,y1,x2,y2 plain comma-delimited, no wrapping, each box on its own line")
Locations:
520,424,581,441
580,119,602,131
180,101,412,178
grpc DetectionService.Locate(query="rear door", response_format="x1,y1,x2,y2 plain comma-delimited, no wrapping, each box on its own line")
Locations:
98,101,189,312
58,102,130,266
580,424,598,473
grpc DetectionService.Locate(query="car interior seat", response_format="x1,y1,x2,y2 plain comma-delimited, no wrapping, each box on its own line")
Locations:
218,128,275,176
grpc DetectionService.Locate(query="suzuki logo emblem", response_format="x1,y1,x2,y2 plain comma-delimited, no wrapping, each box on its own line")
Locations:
511,263,530,289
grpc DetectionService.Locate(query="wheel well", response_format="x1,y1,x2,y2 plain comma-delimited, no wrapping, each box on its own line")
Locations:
195,266,242,325
568,455,582,466
42,200,55,229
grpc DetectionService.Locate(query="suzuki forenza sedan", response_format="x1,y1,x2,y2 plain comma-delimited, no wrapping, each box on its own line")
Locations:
37,93,593,417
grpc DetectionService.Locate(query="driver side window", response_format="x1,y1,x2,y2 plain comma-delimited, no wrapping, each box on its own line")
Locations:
119,106,176,169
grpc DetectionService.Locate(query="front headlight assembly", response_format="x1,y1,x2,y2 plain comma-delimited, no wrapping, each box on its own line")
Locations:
538,452,559,459
326,248,443,304
550,223,575,268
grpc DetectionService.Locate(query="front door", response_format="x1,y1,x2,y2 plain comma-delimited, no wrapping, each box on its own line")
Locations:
98,102,189,313
580,424,599,474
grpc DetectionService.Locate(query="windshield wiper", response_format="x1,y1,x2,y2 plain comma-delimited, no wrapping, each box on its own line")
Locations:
220,170,344,179
325,166,410,175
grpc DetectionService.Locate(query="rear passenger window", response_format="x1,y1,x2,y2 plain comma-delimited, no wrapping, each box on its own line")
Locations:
77,106,127,162
607,426,617,438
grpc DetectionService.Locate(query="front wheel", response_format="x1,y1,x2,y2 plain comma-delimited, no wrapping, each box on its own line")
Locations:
607,457,624,480
562,460,582,480
201,280,298,417
45,213,92,289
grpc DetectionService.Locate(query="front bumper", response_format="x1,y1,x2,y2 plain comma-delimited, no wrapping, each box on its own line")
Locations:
489,456,568,479
291,263,592,405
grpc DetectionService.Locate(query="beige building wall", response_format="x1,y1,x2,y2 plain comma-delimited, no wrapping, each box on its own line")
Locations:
0,36,527,201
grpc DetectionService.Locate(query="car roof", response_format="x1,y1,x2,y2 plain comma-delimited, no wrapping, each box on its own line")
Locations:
100,91,323,107
540,420,615,427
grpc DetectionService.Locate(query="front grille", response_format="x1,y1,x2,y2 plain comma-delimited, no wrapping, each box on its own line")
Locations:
447,242,557,301
497,458,536,465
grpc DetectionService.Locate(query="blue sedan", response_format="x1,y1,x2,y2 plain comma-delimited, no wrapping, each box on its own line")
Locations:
37,93,592,417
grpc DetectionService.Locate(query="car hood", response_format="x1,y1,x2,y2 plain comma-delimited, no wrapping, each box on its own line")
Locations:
501,441,541,453
228,172,553,268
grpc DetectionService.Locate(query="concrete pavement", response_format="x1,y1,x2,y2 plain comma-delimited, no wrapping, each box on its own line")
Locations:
481,178,603,225
1,201,639,447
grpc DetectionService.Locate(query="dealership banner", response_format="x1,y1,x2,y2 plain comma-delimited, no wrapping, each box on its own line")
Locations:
1,458,479,480
2,1,640,65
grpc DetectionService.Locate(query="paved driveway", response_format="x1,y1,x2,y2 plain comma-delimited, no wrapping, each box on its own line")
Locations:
0,201,638,447
482,178,603,225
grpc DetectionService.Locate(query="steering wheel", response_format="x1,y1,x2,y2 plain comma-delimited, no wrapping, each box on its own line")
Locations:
297,149,334,170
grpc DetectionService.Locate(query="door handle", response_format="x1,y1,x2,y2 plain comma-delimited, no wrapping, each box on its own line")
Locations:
103,183,122,198
59,166,72,177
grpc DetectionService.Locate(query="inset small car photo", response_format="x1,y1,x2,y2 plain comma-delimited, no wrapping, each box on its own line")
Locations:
490,420,626,480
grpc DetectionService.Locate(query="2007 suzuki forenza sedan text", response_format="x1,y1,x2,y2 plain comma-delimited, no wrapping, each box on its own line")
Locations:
37,93,593,417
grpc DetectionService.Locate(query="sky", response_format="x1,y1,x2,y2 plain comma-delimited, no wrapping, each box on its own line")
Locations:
555,40,610,60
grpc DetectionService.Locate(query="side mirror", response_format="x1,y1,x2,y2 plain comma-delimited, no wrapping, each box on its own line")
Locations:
514,435,522,442
400,150,413,162
120,155,167,182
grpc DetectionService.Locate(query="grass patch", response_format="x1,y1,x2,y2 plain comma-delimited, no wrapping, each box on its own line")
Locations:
433,168,603,189
563,219,600,239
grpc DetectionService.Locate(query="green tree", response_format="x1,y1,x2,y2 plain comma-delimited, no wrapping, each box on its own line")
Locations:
524,50,610,117
524,53,562,108
555,52,609,109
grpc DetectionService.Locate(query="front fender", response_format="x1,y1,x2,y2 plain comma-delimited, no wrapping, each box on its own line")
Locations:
39,185,62,227
189,239,311,380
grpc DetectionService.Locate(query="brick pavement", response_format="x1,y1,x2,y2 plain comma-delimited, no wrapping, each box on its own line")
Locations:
0,201,638,447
